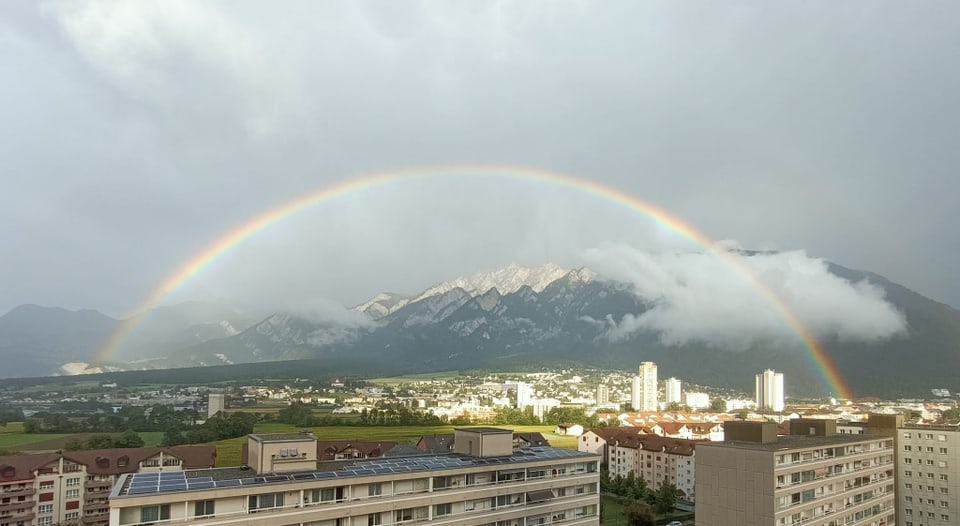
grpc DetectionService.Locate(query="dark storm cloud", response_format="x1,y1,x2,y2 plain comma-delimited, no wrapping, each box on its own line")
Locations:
1,1,957,318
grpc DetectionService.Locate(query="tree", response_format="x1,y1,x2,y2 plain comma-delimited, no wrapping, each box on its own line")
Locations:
161,428,186,447
86,435,116,450
709,398,727,413
113,430,145,448
654,483,678,514
623,500,656,526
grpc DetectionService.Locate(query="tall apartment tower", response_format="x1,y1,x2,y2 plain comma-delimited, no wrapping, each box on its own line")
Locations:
516,381,533,410
755,369,785,412
665,377,682,406
638,362,658,411
595,384,610,405
898,422,960,526
695,419,895,526
207,393,225,418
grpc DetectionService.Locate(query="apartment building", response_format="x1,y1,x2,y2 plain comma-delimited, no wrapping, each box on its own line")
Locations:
578,427,699,501
0,445,215,526
897,423,959,526
696,419,895,526
108,428,601,526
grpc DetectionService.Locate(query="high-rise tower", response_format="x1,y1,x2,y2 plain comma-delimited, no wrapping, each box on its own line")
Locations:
665,377,682,406
638,362,658,411
755,369,785,412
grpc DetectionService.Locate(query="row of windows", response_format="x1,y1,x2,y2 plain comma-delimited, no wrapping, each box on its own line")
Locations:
904,445,949,453
904,458,949,467
904,483,949,493
903,432,949,441
903,496,950,507
903,471,949,480
904,510,950,520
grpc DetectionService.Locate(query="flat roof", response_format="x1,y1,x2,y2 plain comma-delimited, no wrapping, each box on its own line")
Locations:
113,446,597,499
455,427,513,434
698,433,886,452
248,433,315,442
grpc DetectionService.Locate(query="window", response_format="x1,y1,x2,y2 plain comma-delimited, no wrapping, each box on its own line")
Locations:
906,483,913,489
926,434,934,439
906,496,913,502
39,482,54,489
279,447,299,458
941,474,949,481
194,500,215,517
904,432,912,439
906,471,913,477
140,504,171,523
942,501,949,508
905,445,912,451
66,477,80,486
943,515,950,521
65,512,79,520
66,489,79,498
368,513,382,526
942,488,949,494
940,448,948,454
434,503,452,516
938,434,946,441
248,493,284,511
939,461,948,468
905,458,913,464
38,518,52,526
38,505,53,514
368,483,382,497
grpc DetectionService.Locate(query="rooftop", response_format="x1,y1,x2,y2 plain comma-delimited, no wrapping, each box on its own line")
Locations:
455,427,513,434
248,433,315,443
699,433,886,452
113,446,597,499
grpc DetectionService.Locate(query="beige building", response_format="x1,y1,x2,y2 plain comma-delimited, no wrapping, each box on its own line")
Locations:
897,423,959,526
695,419,895,526
0,445,215,526
109,428,601,526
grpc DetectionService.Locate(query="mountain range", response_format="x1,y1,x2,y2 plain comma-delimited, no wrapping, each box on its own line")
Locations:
1,259,957,398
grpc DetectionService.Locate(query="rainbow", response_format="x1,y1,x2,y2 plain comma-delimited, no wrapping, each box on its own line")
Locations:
95,164,852,399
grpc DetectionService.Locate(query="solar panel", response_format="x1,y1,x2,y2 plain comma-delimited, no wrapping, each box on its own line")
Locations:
293,473,316,480
187,482,215,489
314,472,336,479
215,480,241,487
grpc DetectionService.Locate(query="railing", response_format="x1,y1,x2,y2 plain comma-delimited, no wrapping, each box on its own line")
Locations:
0,500,35,513
0,487,36,496
775,460,894,492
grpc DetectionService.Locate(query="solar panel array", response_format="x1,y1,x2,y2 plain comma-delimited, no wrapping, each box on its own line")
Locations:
121,447,592,497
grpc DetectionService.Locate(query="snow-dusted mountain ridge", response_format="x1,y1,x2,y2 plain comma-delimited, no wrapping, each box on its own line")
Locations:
355,263,593,319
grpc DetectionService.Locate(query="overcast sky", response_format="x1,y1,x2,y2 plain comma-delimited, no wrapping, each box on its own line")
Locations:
2,1,958,319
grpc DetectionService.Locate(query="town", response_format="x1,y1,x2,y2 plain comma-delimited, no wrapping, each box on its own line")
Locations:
2,364,957,526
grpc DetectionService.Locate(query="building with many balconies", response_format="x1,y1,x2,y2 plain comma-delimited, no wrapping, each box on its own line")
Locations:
108,428,601,526
0,445,215,526
695,419,895,526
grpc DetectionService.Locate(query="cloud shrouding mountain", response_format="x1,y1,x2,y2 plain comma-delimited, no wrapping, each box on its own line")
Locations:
582,245,908,349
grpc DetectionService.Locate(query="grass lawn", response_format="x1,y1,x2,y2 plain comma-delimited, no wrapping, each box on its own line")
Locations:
601,495,694,526
214,423,577,467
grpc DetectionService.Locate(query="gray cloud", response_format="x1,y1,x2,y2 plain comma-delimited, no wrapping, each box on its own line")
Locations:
1,1,957,318
583,245,908,349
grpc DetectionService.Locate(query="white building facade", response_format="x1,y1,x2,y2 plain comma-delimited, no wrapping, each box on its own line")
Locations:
755,369,785,412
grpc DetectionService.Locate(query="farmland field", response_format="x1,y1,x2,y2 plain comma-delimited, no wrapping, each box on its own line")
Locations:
0,424,166,452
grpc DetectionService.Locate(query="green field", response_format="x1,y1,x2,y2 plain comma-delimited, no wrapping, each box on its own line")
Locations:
0,423,167,452
213,423,577,467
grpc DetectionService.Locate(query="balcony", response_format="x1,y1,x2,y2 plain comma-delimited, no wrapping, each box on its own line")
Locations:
84,500,110,512
0,511,36,522
0,500,35,513
0,487,36,497
85,480,113,490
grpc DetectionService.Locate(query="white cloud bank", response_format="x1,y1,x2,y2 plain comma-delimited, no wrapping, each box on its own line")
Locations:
582,244,908,349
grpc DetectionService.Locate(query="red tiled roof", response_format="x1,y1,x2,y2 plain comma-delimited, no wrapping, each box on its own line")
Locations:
63,445,216,475
609,434,701,456
0,454,61,482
